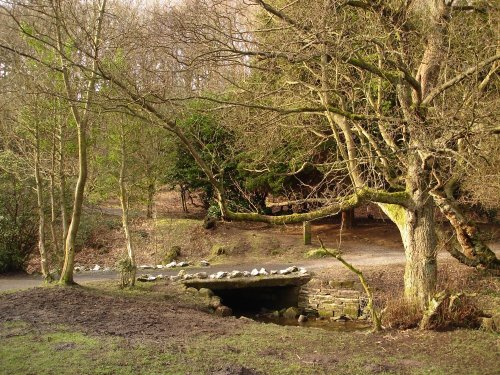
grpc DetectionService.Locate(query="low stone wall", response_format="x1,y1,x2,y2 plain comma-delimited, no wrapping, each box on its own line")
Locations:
298,279,368,319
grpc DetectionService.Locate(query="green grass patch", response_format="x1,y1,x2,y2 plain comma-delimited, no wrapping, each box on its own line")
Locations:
304,248,333,258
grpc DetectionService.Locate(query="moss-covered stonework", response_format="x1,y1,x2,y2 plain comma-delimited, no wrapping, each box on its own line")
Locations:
298,279,366,319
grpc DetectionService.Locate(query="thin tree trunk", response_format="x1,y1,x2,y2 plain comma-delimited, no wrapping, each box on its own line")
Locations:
180,185,188,213
34,121,51,281
119,124,136,286
58,0,107,285
49,119,60,260
146,181,155,219
58,118,69,253
341,208,355,229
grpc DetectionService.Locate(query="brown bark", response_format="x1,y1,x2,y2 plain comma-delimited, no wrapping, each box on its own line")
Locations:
119,125,136,286
146,182,155,219
58,0,107,285
432,192,500,270
34,120,51,281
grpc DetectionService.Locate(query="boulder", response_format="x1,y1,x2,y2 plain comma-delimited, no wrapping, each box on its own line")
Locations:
209,296,222,309
92,265,101,271
156,265,163,269
163,245,181,264
215,305,233,317
204,217,217,230
199,288,214,298
195,272,208,279
177,261,189,267
165,261,177,268
139,265,154,270
270,270,278,275
283,307,300,319
200,260,210,267
250,268,259,276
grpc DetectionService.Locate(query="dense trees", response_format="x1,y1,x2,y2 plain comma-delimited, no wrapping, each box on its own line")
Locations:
0,0,498,311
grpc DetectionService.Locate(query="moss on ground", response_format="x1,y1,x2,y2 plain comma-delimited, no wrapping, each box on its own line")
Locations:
1,312,498,374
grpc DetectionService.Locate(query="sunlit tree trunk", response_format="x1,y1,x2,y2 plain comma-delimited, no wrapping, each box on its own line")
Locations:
119,124,136,286
58,0,107,285
58,121,69,248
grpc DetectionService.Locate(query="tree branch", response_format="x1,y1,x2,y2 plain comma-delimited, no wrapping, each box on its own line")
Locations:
422,53,500,105
221,187,410,224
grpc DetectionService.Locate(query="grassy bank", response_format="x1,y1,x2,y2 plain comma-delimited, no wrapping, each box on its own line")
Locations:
0,281,498,375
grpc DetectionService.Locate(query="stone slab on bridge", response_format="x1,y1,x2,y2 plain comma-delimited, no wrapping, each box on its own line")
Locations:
182,274,312,291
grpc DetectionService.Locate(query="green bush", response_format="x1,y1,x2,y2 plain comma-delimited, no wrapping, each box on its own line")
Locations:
0,173,37,272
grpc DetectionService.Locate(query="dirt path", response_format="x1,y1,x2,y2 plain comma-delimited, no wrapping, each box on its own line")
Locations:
1,248,471,292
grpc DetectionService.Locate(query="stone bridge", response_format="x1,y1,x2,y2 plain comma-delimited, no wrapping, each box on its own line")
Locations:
182,270,365,319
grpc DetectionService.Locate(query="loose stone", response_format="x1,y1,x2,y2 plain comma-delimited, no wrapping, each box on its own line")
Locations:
259,268,269,276
229,270,243,278
215,305,233,317
137,274,156,282
298,315,308,323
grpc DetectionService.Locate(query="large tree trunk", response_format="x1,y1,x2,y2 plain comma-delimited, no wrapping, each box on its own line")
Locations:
380,200,437,309
400,201,437,308
379,150,438,309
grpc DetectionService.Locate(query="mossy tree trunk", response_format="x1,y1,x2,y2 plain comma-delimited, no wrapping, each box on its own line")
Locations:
379,155,438,309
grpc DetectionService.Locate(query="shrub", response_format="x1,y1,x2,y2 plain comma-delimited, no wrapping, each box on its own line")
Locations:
382,296,422,329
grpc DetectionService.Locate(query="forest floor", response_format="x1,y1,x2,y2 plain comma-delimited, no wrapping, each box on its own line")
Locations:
0,269,499,375
1,189,500,374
